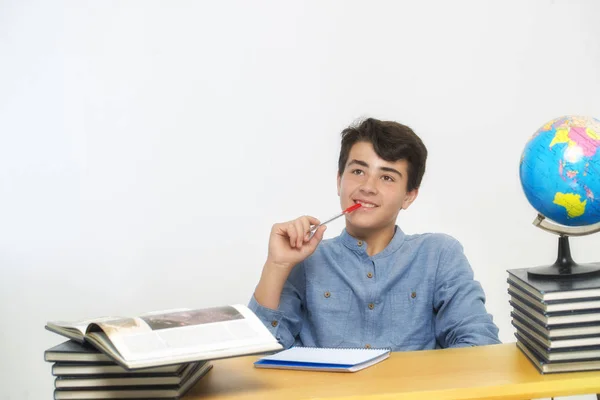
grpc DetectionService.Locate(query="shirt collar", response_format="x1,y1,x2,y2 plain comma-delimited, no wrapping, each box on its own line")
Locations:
338,225,406,259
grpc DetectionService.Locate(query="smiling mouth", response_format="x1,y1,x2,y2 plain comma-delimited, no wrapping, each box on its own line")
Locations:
354,200,378,208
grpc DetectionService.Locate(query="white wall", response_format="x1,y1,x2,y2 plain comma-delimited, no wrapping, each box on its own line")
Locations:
1,1,600,399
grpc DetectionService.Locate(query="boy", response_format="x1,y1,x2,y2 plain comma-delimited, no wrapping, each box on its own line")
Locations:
249,118,500,350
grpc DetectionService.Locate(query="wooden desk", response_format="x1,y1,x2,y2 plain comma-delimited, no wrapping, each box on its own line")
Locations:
186,343,600,400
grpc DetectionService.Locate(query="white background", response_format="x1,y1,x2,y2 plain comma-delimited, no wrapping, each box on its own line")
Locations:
1,1,599,399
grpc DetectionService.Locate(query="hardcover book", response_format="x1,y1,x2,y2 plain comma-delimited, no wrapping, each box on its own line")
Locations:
511,318,600,349
507,267,600,302
45,340,112,363
509,296,600,325
52,361,213,399
515,331,600,362
51,360,187,376
510,309,600,339
54,362,203,388
517,341,600,374
508,283,600,313
46,304,282,369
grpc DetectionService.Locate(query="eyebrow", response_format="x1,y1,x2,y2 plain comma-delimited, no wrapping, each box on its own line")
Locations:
347,159,403,177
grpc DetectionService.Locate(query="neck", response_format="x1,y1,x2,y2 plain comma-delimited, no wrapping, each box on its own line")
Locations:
346,223,396,256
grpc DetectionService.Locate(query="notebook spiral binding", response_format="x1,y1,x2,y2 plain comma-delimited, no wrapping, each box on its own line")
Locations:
290,346,392,351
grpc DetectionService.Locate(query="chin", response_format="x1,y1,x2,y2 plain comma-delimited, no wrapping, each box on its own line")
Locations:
348,214,396,230
347,219,380,232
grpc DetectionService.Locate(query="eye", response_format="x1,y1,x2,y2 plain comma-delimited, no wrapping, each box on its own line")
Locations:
351,169,364,176
381,175,395,182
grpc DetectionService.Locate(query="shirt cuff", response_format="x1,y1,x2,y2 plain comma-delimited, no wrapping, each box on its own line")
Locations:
248,295,286,342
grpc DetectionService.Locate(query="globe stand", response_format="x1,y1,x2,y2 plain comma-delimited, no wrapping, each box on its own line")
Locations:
527,214,600,279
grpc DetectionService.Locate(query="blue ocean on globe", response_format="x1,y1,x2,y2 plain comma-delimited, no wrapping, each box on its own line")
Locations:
519,115,600,227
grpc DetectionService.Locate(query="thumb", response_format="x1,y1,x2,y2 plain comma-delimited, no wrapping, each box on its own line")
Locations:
309,225,327,246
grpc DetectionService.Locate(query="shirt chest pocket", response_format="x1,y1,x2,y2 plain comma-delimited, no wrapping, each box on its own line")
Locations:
390,289,433,347
305,284,353,347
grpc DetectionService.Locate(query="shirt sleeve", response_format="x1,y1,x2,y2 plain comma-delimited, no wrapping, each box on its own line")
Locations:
247,262,306,349
433,237,501,348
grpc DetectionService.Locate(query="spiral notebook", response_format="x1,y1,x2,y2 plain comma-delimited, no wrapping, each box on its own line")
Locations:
254,346,390,372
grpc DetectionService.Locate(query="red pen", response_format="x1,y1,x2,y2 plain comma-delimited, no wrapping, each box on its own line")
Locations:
308,203,362,238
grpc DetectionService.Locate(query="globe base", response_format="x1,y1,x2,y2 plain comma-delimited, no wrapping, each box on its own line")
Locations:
527,263,600,278
527,236,600,279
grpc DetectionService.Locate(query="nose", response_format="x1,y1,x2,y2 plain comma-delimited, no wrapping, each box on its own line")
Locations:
359,174,378,195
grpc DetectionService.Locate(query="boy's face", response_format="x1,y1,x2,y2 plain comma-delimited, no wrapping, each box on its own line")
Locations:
337,141,418,234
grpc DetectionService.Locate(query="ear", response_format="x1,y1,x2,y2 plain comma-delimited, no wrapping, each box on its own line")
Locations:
337,172,341,196
401,188,419,210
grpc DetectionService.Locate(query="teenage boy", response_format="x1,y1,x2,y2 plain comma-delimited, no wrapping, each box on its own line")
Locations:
249,118,500,350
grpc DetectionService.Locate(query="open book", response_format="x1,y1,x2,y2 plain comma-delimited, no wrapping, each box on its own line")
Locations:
46,304,282,370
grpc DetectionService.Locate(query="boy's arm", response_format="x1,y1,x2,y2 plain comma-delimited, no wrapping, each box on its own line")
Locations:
433,238,501,348
248,262,306,349
248,215,326,349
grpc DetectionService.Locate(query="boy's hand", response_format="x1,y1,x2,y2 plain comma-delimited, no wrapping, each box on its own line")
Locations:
254,216,327,310
266,215,327,271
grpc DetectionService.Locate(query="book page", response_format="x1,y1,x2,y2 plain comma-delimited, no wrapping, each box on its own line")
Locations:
48,316,125,337
97,305,278,362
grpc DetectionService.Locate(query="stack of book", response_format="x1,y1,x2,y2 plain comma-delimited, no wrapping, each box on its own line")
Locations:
507,267,600,374
44,340,212,399
44,304,283,399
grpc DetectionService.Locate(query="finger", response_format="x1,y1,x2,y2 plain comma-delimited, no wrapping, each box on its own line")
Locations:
286,223,298,248
304,229,313,242
305,216,321,226
273,221,291,237
300,217,312,242
293,220,305,248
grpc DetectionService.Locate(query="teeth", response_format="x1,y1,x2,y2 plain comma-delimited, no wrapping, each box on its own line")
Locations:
356,201,376,208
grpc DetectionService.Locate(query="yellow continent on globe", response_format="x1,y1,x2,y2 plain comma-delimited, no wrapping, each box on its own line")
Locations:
549,128,573,148
549,127,599,147
553,192,587,218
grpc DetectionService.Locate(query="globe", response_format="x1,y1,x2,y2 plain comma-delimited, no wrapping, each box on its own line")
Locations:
520,115,600,227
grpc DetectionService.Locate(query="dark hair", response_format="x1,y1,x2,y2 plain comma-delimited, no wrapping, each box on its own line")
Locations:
338,118,428,192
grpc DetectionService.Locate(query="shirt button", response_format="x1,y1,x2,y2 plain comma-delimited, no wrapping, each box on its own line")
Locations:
368,303,375,310
365,344,371,349
357,240,363,246
367,272,373,278
411,291,417,299
271,320,278,327
324,291,331,298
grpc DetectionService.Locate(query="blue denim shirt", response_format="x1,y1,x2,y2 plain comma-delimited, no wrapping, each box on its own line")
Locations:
248,226,500,350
